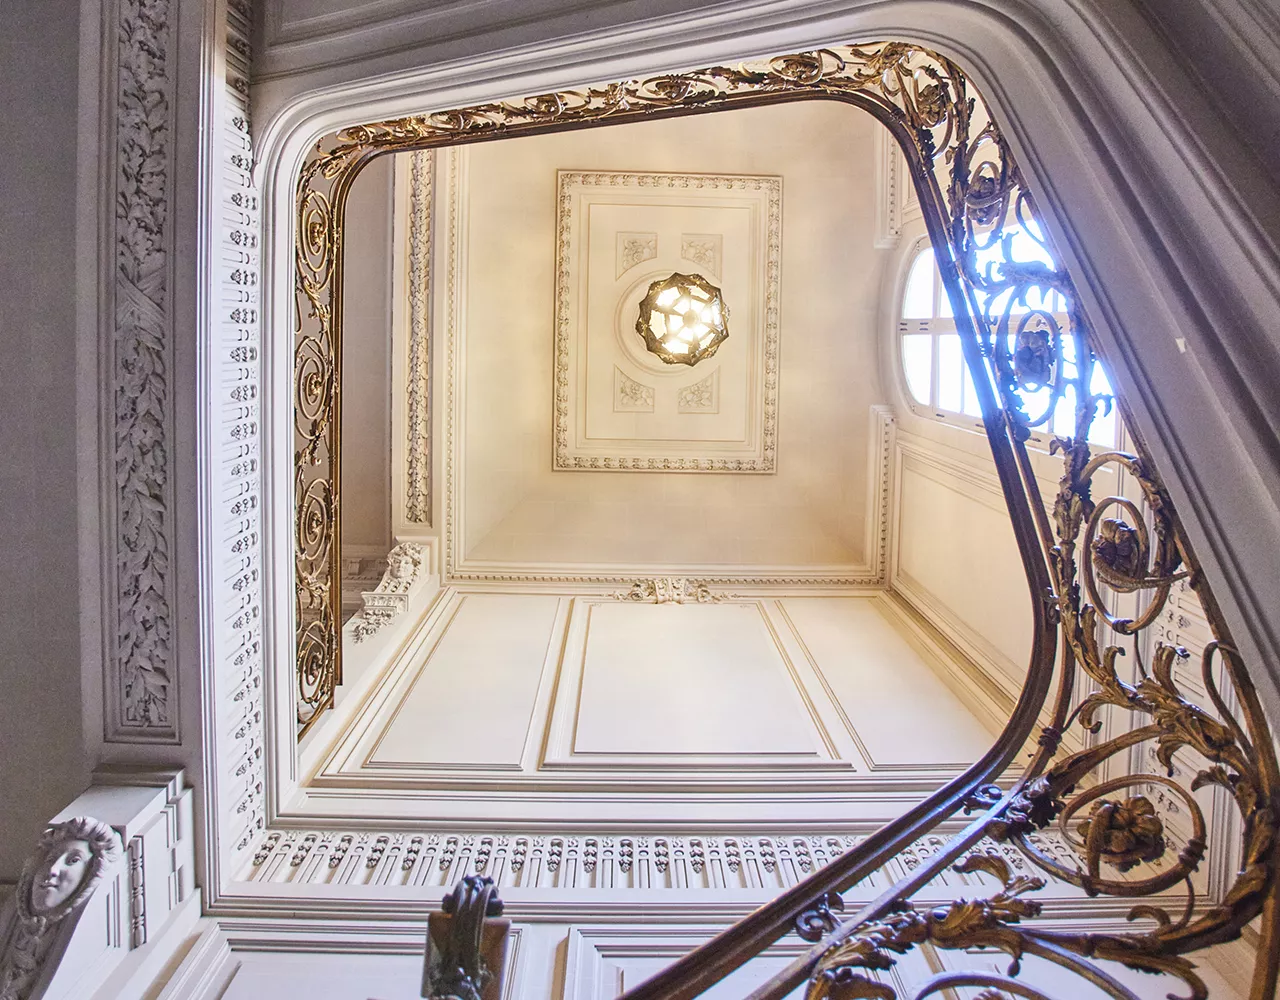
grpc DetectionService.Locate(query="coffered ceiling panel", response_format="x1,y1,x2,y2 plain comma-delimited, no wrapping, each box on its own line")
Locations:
554,171,780,471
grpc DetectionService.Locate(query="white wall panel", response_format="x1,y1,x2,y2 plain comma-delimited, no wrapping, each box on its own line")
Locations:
776,597,995,766
371,593,561,767
570,602,824,758
219,953,422,1000
307,589,999,824
890,438,1033,696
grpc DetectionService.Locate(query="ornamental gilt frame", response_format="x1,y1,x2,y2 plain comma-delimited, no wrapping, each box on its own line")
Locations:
293,42,1279,997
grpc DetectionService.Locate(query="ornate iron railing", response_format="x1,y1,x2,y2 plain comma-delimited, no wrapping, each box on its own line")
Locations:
291,42,1279,997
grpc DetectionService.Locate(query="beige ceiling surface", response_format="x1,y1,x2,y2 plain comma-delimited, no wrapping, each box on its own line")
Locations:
442,101,892,581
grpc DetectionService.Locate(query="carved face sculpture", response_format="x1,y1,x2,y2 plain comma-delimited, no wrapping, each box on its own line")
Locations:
17,817,119,922
30,839,93,915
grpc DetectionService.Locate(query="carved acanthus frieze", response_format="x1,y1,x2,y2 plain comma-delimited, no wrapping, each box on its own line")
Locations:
611,578,736,604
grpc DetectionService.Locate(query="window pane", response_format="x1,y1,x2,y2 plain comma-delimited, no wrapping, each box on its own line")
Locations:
902,334,933,405
903,248,936,319
1052,389,1075,437
938,268,955,317
961,359,984,417
938,334,963,412
1087,363,1117,446
1020,385,1050,423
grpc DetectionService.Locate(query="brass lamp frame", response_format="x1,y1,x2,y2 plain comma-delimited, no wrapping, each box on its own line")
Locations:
292,42,1280,999
636,271,730,366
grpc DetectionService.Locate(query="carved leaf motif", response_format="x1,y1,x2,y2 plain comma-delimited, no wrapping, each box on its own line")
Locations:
115,0,175,734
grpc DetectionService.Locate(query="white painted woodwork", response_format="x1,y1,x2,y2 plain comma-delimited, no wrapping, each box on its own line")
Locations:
890,433,1033,695
0,771,199,1000
26,0,1276,968
153,913,1253,1000
215,952,425,1000
306,591,1000,825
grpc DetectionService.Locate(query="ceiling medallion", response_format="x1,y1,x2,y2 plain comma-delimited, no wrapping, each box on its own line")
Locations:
635,272,728,366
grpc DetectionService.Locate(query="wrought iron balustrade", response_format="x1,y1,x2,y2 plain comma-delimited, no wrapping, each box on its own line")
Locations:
293,42,1279,997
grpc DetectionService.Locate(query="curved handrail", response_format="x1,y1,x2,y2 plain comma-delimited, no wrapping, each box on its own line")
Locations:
289,40,1280,1000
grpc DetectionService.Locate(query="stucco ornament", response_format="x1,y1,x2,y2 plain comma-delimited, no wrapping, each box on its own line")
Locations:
0,818,121,1000
351,542,426,642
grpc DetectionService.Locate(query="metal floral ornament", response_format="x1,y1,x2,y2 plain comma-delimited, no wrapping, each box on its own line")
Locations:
635,272,729,366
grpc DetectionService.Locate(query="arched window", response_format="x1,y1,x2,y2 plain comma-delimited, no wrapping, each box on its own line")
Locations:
898,241,1117,447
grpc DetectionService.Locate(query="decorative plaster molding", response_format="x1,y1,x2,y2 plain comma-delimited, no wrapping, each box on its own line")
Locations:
610,578,735,604
0,818,122,1000
616,232,656,277
680,233,722,278
867,404,895,583
872,128,921,249
352,542,425,641
552,170,781,472
217,0,266,867
108,0,178,742
442,147,466,582
676,371,718,413
613,366,654,412
405,149,433,524
247,830,863,889
242,828,1087,899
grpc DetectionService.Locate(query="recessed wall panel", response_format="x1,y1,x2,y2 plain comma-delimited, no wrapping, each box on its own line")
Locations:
371,594,560,767
777,597,993,766
572,602,820,756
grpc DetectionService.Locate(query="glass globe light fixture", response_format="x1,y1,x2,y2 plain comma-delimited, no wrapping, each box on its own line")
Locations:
635,272,729,366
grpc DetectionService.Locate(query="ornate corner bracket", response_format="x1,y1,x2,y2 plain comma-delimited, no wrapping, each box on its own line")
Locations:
352,542,427,641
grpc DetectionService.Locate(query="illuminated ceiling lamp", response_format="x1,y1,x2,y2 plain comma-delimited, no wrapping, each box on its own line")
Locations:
635,272,729,366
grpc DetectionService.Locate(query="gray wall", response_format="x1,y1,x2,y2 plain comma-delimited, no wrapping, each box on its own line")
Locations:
0,1,91,879
340,155,394,553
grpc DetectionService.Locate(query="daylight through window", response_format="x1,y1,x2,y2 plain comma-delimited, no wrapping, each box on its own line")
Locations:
898,240,1117,447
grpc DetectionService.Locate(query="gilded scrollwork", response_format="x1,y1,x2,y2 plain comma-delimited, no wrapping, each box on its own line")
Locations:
292,42,992,737
292,41,1280,996
794,38,1279,1000
809,853,1045,1000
